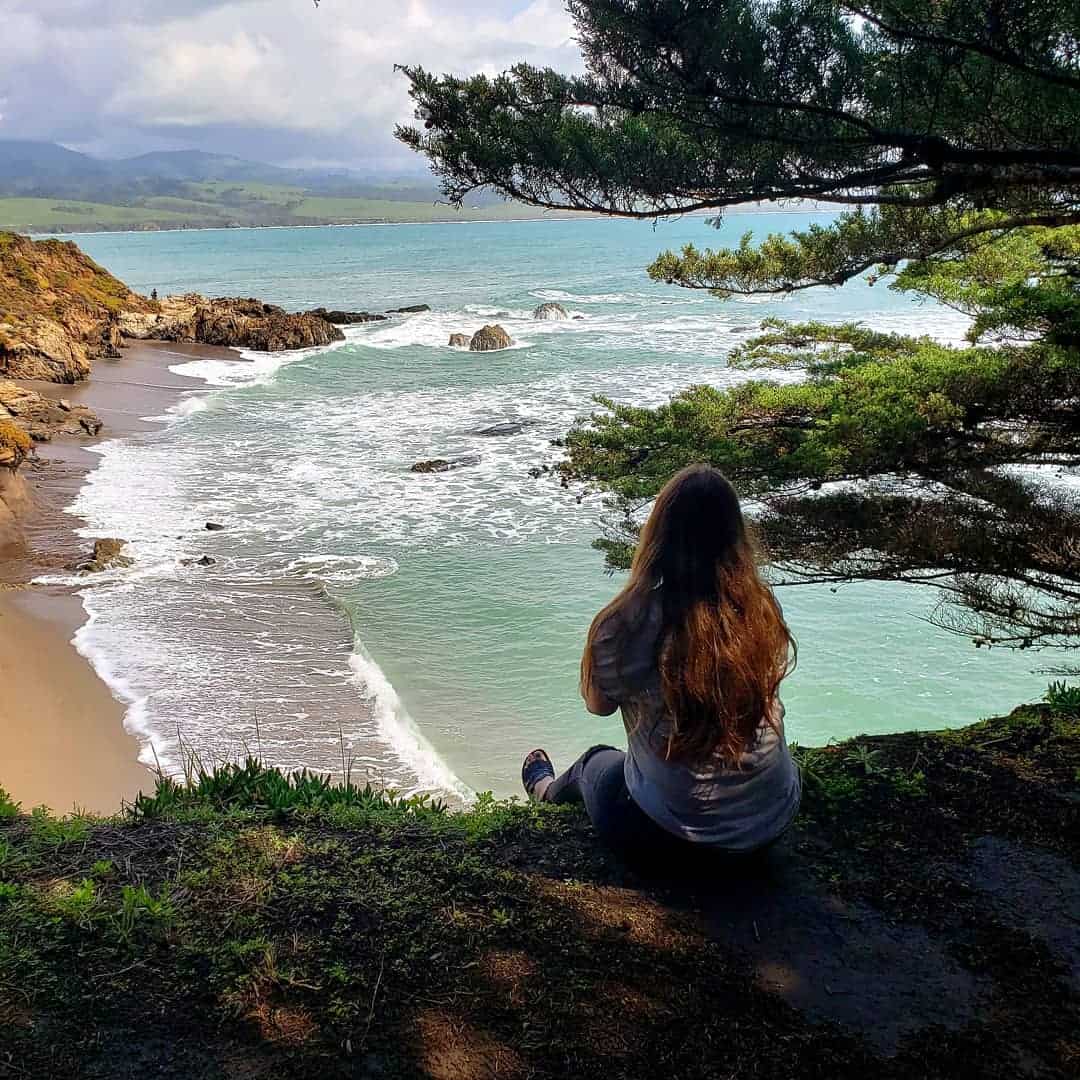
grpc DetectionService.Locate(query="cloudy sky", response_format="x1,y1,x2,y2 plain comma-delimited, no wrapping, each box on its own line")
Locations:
3,0,582,170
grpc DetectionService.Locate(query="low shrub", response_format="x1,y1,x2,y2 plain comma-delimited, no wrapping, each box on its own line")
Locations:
0,419,32,463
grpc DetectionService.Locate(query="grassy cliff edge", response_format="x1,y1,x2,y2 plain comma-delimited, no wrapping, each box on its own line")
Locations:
1,694,1077,1079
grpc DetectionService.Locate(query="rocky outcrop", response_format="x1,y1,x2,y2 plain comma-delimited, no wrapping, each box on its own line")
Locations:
533,302,569,321
305,308,388,324
118,294,200,341
469,325,513,352
193,299,344,351
75,538,132,574
387,304,431,314
122,296,345,352
448,333,471,348
0,421,32,471
0,381,103,444
410,455,481,474
0,232,154,384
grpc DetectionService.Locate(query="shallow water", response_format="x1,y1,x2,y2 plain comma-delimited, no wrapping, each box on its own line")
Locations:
60,215,1047,797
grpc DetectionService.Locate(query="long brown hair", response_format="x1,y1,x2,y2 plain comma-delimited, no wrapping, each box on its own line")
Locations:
581,465,795,763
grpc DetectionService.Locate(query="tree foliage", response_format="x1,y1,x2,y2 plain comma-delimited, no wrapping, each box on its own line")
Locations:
399,1,1080,663
399,1,1080,221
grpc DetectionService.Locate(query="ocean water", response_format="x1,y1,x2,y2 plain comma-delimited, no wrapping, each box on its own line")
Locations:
58,215,1048,798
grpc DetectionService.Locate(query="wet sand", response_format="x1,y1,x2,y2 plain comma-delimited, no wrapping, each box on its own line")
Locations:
0,588,149,814
0,341,237,813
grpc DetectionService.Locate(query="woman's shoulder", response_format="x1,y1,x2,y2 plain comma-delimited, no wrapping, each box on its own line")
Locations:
592,590,661,649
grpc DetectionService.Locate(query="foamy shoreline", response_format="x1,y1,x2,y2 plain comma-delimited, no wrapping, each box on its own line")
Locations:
0,341,229,813
6,334,474,809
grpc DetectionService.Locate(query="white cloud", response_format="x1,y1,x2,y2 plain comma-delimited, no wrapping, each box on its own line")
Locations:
0,0,582,168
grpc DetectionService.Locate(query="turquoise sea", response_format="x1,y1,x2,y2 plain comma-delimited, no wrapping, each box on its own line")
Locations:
60,215,1047,798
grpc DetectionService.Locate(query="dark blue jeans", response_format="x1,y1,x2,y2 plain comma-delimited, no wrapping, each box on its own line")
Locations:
543,745,697,869
543,745,779,875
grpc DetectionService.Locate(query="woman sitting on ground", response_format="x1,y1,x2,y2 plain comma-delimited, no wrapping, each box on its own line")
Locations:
522,464,800,865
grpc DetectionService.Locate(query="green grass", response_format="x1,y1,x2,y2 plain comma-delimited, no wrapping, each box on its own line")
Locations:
1,698,1076,1078
188,181,307,203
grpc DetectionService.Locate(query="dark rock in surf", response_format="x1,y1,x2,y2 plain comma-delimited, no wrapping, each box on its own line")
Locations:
410,455,481,474
387,304,431,314
533,302,569,321
306,308,388,324
182,555,217,567
205,522,226,531
448,333,471,348
469,325,513,352
472,420,540,437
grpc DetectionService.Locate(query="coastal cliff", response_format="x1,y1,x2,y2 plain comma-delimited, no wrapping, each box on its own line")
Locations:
0,232,153,383
0,233,345,388
0,466,31,558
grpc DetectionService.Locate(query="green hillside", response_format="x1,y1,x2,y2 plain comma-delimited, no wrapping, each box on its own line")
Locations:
0,698,1077,1078
0,189,576,234
0,199,200,231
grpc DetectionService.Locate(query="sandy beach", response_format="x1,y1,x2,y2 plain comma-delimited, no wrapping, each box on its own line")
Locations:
0,340,235,814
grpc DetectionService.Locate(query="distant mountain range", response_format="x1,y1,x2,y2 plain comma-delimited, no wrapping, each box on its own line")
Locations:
0,140,438,202
0,140,573,233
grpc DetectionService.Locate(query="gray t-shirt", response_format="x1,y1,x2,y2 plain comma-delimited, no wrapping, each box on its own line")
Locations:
587,592,801,851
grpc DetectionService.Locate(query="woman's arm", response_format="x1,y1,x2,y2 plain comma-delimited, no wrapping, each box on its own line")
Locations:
581,616,621,716
581,673,619,716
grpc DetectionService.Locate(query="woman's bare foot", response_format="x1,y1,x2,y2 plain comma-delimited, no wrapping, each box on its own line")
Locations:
522,748,555,801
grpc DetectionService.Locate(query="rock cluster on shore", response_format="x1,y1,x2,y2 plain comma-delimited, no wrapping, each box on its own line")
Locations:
74,538,132,574
0,381,103,444
0,232,458,387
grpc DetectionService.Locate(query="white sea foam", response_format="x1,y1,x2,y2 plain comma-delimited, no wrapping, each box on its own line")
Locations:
348,647,474,803
72,594,174,774
169,395,212,418
286,554,400,586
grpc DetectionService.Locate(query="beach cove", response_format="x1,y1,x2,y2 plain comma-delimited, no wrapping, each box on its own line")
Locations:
56,216,1054,800
0,215,1057,810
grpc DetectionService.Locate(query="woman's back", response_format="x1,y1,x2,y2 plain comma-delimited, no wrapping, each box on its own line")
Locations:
588,591,801,851
524,464,801,862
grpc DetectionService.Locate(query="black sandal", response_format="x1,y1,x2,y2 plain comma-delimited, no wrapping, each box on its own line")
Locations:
521,749,555,799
